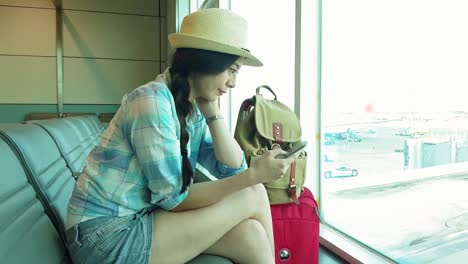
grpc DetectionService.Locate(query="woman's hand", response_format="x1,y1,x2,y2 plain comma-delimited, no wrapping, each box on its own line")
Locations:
196,97,220,117
249,148,298,184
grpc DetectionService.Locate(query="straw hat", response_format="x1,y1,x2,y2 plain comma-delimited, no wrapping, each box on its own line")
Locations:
168,8,263,67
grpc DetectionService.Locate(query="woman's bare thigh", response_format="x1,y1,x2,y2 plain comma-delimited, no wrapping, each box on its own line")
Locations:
149,184,271,264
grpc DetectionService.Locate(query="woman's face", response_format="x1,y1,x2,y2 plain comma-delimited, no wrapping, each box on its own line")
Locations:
189,57,245,102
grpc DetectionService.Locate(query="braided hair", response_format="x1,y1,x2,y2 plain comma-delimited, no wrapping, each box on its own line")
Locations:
169,48,238,193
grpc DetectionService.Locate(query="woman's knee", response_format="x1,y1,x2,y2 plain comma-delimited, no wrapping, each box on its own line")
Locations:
236,219,269,249
244,183,266,198
251,183,267,194
227,184,269,219
246,183,269,206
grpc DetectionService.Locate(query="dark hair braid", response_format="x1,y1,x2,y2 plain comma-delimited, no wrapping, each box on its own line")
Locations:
169,70,194,193
169,48,239,193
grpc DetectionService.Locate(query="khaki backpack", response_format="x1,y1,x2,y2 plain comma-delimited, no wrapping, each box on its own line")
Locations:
234,85,307,204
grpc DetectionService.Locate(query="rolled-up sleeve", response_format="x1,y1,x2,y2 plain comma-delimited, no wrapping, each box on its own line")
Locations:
197,126,247,179
125,85,187,210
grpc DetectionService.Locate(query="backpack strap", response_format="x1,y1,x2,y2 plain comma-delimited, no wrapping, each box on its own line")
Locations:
272,122,283,142
289,161,299,204
241,97,255,111
256,85,277,100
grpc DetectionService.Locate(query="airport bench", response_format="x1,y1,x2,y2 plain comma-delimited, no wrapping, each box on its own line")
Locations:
0,116,232,264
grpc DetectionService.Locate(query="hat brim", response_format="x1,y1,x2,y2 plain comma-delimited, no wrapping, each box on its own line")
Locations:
169,33,263,67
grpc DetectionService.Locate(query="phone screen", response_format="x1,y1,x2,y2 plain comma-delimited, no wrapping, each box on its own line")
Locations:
275,141,308,159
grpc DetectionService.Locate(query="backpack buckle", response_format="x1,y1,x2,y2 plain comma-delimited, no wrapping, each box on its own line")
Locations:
271,143,281,150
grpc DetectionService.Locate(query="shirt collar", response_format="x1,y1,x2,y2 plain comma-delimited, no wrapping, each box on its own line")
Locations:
155,67,171,85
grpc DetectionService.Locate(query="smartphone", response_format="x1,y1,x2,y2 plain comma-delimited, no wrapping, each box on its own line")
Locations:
275,141,308,159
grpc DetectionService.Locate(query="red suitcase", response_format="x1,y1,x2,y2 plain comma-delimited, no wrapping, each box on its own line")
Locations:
270,187,320,264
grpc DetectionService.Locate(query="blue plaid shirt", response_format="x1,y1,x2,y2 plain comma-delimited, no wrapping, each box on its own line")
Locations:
66,75,247,229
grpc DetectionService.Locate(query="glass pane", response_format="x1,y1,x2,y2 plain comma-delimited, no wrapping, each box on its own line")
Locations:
322,0,468,263
300,0,319,194
229,0,296,130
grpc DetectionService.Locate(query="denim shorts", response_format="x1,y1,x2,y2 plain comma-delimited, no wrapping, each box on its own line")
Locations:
66,209,153,264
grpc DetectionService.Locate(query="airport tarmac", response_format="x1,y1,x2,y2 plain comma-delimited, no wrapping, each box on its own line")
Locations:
320,123,468,263
322,125,405,192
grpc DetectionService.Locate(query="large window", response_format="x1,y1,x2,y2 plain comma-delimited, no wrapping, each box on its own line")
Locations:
228,0,296,130
186,0,296,132
179,0,468,262
322,0,468,263
229,0,321,198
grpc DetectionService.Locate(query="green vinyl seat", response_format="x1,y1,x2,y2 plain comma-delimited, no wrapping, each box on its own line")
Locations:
0,118,234,264
0,123,75,244
0,137,66,263
28,117,96,175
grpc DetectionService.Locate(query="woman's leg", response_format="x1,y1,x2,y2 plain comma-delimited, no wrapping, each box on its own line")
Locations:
150,184,275,264
202,219,273,263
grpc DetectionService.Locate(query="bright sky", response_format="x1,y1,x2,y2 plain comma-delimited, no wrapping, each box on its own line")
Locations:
229,0,468,117
230,0,296,112
322,0,468,114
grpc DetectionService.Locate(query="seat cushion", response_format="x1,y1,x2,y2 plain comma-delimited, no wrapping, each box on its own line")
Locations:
0,124,75,243
29,119,88,174
0,138,65,263
63,116,102,147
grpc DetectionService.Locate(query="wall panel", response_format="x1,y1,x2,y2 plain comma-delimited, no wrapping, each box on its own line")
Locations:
0,0,54,8
63,57,159,104
0,6,55,56
63,10,159,60
0,56,56,103
160,17,167,62
62,0,159,16
0,0,166,123
159,0,166,16
0,105,56,123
